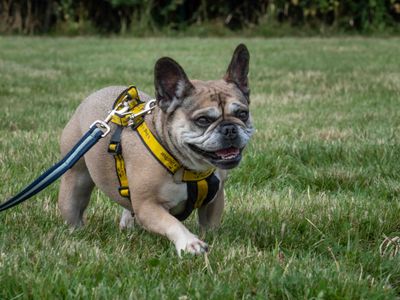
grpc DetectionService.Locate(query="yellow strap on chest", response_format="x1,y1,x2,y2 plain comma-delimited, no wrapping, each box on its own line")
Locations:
182,168,215,181
194,179,208,208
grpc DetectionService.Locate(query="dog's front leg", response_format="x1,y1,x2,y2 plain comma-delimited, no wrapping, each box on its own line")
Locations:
198,189,225,232
134,201,208,256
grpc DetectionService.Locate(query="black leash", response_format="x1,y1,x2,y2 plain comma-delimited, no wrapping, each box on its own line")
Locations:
0,126,105,212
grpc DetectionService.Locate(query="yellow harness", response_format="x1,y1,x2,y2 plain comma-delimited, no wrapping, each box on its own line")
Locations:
108,86,219,220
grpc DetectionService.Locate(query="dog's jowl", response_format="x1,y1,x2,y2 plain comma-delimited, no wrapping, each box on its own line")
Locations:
58,44,253,255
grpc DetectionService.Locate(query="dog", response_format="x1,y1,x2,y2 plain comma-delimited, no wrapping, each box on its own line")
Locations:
58,44,253,255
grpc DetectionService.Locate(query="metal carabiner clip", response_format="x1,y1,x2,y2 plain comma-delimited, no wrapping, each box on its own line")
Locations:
89,102,130,138
130,99,157,120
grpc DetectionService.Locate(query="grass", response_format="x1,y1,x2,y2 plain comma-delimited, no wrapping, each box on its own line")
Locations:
0,36,400,299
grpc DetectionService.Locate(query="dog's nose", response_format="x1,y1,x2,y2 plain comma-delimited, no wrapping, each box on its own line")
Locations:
221,124,238,139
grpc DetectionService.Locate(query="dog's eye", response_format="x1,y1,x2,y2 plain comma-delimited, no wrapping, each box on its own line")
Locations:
237,110,249,122
195,116,213,127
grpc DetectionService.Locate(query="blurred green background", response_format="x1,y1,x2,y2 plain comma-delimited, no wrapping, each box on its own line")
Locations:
1,0,399,36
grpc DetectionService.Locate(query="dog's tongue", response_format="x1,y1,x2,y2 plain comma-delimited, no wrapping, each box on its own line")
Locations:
215,147,240,160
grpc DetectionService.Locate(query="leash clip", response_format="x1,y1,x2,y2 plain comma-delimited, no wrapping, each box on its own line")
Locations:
90,120,111,137
130,99,156,120
90,101,133,138
113,102,132,118
129,99,157,122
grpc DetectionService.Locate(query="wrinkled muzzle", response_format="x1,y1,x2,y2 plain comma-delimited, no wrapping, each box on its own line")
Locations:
187,123,254,169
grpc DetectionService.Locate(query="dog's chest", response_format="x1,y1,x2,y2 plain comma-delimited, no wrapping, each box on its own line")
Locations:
159,181,188,214
158,171,224,215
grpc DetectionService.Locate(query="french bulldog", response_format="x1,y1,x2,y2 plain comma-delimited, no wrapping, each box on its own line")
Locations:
58,44,253,255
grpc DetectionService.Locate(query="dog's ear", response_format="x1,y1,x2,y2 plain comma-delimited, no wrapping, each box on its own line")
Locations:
224,44,250,98
154,57,194,112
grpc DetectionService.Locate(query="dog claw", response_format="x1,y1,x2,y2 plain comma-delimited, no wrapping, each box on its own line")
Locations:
176,235,209,256
188,238,209,255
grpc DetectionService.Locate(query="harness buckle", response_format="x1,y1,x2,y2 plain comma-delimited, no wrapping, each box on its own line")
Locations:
118,186,130,198
130,117,144,129
108,142,122,155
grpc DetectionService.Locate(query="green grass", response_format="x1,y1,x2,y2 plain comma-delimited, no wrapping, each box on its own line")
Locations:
0,36,400,299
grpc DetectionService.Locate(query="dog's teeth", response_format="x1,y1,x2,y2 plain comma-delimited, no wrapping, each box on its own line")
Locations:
216,147,240,160
221,154,238,160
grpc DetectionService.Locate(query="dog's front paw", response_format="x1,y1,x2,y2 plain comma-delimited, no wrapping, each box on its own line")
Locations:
175,234,209,256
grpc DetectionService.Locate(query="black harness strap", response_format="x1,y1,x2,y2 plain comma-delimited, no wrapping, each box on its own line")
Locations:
175,173,220,221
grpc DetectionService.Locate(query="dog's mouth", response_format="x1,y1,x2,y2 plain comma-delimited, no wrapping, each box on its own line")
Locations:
189,144,243,169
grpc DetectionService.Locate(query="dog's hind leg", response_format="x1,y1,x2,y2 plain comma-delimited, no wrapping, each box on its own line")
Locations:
119,208,135,230
58,158,94,227
58,115,95,228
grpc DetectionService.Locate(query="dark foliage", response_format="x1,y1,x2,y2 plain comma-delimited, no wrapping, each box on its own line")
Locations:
0,0,399,34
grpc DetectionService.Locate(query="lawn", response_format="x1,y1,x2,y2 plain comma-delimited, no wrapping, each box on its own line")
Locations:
0,36,400,299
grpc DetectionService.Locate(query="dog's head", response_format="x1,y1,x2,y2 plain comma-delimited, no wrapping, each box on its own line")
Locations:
154,44,253,171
